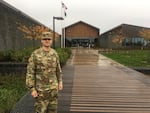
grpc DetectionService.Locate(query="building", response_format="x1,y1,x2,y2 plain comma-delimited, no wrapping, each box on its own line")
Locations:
0,0,60,51
64,21,100,48
99,24,150,49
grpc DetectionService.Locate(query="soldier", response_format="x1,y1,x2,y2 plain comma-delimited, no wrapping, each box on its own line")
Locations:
26,31,63,113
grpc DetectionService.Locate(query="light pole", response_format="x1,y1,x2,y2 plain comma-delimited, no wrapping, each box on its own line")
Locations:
53,16,64,48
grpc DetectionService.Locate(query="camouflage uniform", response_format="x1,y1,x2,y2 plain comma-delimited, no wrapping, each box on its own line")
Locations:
26,47,62,113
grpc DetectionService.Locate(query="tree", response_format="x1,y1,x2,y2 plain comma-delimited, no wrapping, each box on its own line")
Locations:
17,22,50,40
139,28,150,62
17,23,60,48
112,29,125,49
112,35,125,44
139,28,150,47
139,28,150,40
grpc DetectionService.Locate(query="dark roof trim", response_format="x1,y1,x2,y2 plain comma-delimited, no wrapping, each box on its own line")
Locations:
65,20,100,30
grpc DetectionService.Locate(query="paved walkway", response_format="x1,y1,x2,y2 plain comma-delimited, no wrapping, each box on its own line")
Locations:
11,49,150,113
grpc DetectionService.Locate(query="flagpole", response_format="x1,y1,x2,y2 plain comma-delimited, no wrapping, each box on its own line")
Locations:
61,1,67,48
60,0,63,48
63,21,66,48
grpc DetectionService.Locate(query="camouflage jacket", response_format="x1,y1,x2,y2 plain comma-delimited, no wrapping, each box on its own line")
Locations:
26,47,62,92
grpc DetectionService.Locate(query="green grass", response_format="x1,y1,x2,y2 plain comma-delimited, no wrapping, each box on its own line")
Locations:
101,50,150,67
0,74,27,113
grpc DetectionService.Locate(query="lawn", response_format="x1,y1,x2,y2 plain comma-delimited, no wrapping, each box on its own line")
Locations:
101,50,150,67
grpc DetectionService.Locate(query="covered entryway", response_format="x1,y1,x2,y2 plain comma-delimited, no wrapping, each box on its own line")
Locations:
63,21,100,48
68,38,95,48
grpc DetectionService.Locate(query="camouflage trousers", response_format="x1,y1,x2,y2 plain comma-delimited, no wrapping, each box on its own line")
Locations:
34,88,58,113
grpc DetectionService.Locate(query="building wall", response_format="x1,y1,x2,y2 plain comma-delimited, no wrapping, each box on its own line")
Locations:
99,24,150,49
0,1,60,51
65,22,99,38
0,1,43,51
64,21,100,47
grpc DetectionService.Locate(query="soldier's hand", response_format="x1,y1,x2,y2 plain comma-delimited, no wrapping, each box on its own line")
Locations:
31,90,38,98
58,83,63,90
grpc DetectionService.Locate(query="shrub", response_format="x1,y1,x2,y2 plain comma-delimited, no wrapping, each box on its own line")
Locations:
0,47,71,64
0,74,27,113
0,50,13,61
55,48,71,66
0,48,36,62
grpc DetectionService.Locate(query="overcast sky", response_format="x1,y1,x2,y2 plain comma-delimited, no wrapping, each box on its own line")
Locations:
4,0,150,34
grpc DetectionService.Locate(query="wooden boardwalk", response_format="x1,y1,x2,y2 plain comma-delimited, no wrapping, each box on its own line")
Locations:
58,49,150,113
11,49,150,113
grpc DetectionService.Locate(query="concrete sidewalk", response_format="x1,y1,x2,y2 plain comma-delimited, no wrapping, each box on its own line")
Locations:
11,49,150,113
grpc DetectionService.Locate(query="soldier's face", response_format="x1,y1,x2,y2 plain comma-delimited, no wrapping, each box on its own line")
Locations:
41,38,53,47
